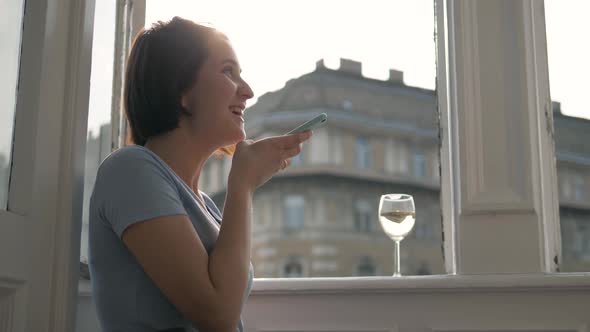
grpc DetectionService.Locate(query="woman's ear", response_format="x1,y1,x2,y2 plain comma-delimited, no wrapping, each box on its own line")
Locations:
180,93,189,111
180,93,192,116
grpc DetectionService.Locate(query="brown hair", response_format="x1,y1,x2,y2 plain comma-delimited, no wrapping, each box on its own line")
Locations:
124,17,234,155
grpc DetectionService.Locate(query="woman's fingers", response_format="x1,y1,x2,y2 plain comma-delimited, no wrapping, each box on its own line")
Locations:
282,158,292,170
281,144,302,159
273,131,312,149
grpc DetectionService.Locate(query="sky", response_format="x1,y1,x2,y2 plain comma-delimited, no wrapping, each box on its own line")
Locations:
2,0,586,143
86,0,436,135
544,0,590,116
83,0,589,136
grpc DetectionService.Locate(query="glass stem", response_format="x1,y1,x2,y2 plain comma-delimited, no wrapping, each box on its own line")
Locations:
394,240,401,276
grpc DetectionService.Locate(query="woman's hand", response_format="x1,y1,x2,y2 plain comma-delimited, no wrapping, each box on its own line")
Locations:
228,131,312,192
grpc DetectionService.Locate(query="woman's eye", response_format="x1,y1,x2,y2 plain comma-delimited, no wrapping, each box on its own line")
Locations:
223,67,234,77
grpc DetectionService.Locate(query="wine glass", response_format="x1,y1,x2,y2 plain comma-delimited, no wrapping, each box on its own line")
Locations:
378,194,415,276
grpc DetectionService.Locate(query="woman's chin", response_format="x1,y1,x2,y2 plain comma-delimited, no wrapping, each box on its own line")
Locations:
233,129,246,142
224,130,246,146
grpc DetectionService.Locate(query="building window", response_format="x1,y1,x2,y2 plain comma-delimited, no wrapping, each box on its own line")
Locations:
356,137,371,169
416,262,431,275
355,256,376,276
561,172,572,199
574,174,585,201
415,219,432,240
309,129,329,164
354,200,373,232
283,256,304,277
398,142,409,174
330,131,343,165
386,139,409,174
575,223,590,259
342,99,353,110
384,139,395,173
284,195,305,231
413,148,426,178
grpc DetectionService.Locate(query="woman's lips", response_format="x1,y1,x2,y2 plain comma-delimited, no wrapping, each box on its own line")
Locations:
230,106,244,121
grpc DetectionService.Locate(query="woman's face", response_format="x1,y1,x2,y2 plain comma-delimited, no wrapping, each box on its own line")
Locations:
180,35,254,149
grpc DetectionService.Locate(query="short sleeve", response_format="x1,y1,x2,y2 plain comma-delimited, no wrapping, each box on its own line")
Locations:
94,148,188,238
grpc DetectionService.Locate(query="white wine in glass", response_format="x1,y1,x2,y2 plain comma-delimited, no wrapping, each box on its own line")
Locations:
379,194,415,276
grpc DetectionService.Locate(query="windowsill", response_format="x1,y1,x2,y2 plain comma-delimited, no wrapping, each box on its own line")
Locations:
77,272,590,297
250,273,590,294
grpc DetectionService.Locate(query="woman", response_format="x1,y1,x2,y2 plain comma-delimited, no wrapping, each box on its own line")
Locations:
88,17,311,331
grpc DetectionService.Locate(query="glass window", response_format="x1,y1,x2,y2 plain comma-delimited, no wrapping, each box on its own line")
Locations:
413,148,426,178
414,219,432,240
355,256,376,276
561,173,572,199
354,200,373,232
330,131,343,165
356,137,371,169
397,142,409,174
574,174,585,202
384,139,395,174
545,0,590,272
80,0,117,266
283,256,304,278
309,129,329,164
0,0,25,209
386,139,410,175
145,0,442,277
284,195,305,231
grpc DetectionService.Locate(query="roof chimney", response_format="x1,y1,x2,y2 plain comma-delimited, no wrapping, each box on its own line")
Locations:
339,58,362,76
316,59,326,70
388,69,404,84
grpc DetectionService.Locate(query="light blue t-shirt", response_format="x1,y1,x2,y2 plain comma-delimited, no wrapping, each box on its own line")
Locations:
88,145,253,332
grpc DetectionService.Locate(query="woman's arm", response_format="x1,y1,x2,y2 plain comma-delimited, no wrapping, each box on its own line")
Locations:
122,212,244,331
206,180,253,328
122,132,311,331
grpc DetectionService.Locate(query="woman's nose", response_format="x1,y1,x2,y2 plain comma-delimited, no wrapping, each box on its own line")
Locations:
240,80,254,100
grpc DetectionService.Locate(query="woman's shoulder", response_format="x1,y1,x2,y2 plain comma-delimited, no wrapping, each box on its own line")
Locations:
95,145,174,187
100,145,155,169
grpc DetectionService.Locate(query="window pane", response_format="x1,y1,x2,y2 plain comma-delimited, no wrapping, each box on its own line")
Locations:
413,148,426,178
147,0,443,277
545,0,590,272
0,0,25,210
80,0,117,270
356,137,371,169
283,256,304,278
284,195,305,231
356,256,376,276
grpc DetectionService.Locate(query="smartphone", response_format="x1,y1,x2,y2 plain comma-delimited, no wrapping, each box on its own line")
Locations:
286,113,328,135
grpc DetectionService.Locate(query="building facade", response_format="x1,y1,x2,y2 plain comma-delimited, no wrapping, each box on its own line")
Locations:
201,58,590,277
